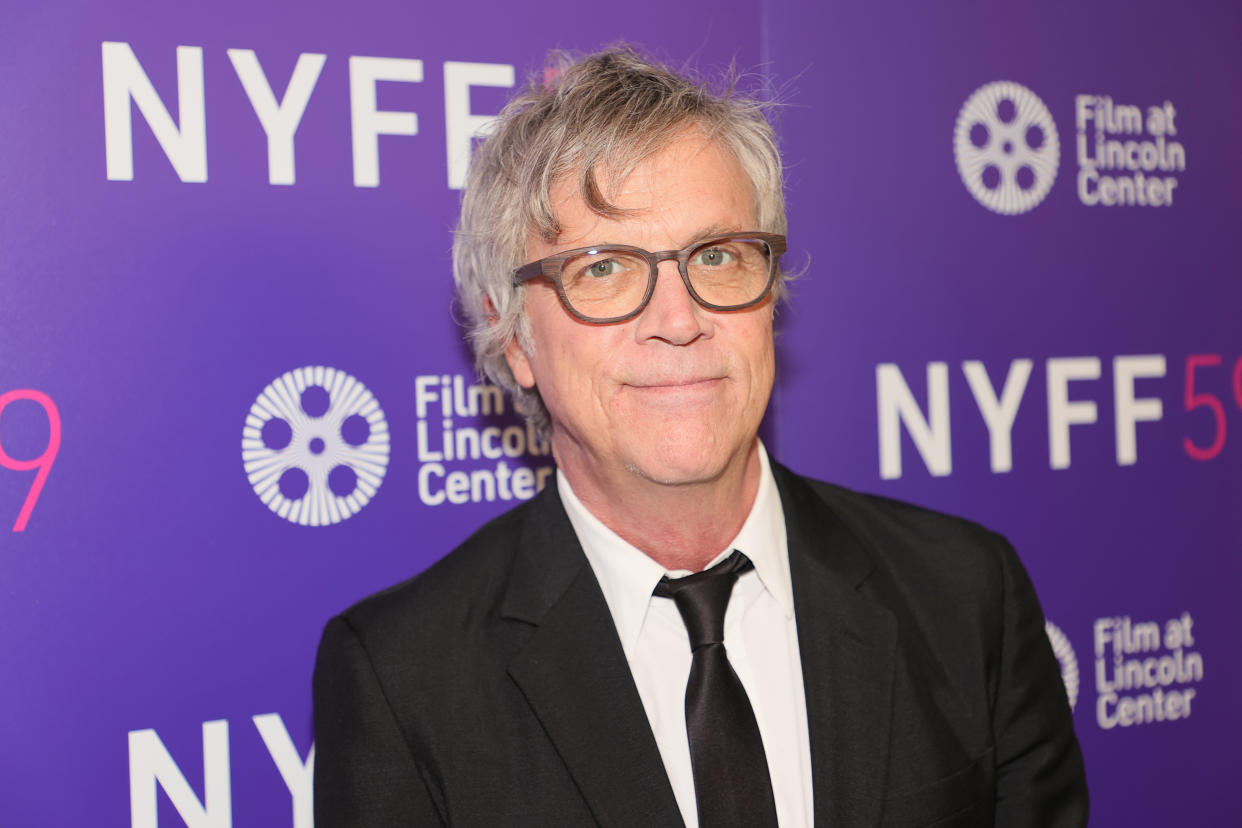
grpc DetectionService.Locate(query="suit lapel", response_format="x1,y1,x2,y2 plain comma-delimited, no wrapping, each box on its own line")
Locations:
501,479,683,828
774,464,896,828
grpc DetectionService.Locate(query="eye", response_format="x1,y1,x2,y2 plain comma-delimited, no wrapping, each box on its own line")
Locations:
562,249,646,289
692,246,736,267
587,259,623,278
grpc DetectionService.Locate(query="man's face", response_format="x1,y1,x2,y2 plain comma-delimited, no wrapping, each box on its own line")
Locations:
505,130,776,494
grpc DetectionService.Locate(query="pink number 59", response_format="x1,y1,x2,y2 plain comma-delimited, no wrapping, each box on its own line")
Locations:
0,390,62,532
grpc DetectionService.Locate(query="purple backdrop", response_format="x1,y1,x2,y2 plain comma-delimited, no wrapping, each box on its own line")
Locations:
1,1,1237,824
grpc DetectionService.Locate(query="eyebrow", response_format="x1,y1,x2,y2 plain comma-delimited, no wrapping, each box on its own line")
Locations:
595,225,750,251
680,225,747,247
554,225,754,254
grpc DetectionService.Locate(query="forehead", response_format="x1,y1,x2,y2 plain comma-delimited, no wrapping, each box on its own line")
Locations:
541,132,756,250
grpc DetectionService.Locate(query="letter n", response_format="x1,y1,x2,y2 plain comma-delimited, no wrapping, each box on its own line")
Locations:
128,720,231,828
877,362,951,479
102,42,207,182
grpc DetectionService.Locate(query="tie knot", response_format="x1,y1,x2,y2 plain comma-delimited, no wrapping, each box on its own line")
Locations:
654,550,753,649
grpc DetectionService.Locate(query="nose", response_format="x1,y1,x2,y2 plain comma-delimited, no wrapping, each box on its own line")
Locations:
633,260,711,345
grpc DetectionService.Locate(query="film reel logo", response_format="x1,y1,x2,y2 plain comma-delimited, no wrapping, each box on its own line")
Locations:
242,366,390,526
954,81,1060,215
1045,619,1080,712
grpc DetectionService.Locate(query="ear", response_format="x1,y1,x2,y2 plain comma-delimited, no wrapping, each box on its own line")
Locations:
484,292,536,390
504,337,536,389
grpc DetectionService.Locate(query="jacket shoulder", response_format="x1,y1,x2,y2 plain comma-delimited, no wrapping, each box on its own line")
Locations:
794,469,1008,566
334,494,538,652
778,466,1019,610
801,475,1003,549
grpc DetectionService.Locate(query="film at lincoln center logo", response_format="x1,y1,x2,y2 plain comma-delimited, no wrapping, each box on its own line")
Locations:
954,81,1060,215
242,366,390,526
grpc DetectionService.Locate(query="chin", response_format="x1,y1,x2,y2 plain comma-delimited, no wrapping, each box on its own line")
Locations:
623,434,736,487
625,459,724,488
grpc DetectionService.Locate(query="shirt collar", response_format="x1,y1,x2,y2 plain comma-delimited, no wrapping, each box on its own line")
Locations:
559,441,794,653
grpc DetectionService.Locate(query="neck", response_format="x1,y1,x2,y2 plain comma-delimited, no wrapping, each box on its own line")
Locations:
558,440,762,573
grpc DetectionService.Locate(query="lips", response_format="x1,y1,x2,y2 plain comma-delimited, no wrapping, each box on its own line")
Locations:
622,377,728,402
625,375,725,389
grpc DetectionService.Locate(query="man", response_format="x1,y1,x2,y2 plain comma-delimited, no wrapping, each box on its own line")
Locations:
313,46,1088,827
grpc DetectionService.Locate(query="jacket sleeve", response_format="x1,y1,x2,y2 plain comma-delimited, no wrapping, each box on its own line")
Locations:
990,536,1090,827
312,614,446,827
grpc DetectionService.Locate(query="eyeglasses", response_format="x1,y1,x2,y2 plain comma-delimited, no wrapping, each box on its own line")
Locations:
512,232,786,324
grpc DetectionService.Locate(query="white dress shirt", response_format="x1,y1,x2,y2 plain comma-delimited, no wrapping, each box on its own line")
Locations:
558,443,814,828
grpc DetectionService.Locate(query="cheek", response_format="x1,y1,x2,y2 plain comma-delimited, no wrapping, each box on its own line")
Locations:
526,326,612,414
511,289,576,392
742,317,776,372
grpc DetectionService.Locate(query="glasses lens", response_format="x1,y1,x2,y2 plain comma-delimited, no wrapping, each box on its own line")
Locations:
560,248,651,320
686,237,774,308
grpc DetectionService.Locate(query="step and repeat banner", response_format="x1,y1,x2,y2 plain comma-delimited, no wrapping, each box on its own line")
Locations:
1,0,1237,825
763,3,1239,825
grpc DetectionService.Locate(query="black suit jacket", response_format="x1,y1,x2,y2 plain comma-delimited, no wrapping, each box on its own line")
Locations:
313,462,1088,826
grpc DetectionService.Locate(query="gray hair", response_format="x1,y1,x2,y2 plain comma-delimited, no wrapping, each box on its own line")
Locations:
452,45,787,435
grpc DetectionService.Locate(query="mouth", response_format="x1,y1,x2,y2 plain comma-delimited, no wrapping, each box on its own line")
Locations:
624,376,725,392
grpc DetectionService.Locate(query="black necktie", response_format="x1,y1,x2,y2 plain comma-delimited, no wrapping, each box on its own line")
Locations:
655,550,779,828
